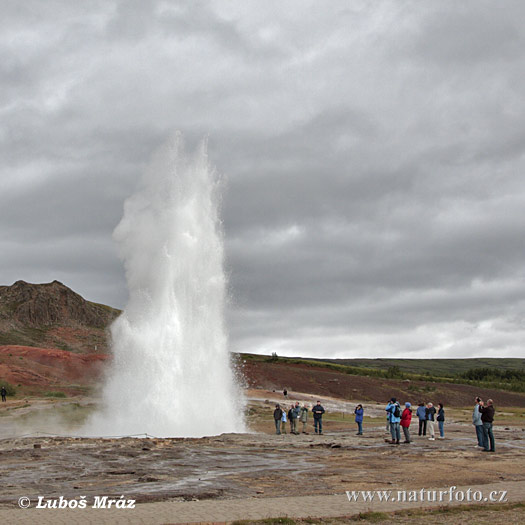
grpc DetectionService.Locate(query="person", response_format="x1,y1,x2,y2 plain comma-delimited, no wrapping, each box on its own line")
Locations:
291,402,301,435
437,403,445,439
300,403,309,433
386,397,401,444
1,386,6,402
281,405,287,434
288,405,295,434
312,400,325,434
273,404,283,435
426,402,436,441
416,402,427,436
479,398,495,452
400,402,412,443
354,404,364,435
472,396,484,447
283,389,288,398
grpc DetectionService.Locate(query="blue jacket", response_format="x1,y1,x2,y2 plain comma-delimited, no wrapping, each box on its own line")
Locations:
386,402,401,423
354,407,364,423
416,406,426,421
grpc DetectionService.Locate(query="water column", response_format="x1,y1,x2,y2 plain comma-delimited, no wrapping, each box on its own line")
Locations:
88,134,245,437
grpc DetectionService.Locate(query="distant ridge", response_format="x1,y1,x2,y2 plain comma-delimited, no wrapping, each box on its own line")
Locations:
0,280,120,353
302,357,525,376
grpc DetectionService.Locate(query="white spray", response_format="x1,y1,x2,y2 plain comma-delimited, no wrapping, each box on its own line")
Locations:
87,134,245,437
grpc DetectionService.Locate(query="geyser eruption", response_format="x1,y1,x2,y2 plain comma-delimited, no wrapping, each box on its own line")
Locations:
88,134,245,437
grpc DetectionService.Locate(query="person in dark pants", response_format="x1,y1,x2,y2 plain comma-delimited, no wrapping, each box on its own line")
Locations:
479,399,495,452
354,404,364,435
1,386,6,402
437,403,445,438
416,402,427,436
273,404,283,435
312,401,325,434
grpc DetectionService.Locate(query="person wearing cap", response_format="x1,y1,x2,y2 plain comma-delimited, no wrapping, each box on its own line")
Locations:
273,404,283,435
400,402,413,443
386,397,401,444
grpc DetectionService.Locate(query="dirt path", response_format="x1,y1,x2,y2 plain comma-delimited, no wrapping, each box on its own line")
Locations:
0,479,524,524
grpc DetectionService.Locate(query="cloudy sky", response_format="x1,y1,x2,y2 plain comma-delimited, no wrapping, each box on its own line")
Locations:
2,1,524,359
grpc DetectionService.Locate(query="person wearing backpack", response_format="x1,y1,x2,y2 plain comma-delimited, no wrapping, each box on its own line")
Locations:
426,402,437,440
401,402,413,443
386,397,401,444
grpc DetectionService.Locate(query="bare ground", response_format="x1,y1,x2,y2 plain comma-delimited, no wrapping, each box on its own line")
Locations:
1,389,524,516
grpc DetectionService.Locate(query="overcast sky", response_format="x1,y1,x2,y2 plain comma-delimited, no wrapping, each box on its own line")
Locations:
2,1,524,359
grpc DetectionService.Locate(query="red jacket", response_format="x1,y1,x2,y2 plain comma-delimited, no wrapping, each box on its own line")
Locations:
401,407,412,428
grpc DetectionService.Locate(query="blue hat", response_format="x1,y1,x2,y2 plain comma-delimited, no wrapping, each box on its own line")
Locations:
405,402,411,408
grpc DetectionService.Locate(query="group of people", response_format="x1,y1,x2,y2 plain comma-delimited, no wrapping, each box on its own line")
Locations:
272,394,497,452
273,401,325,435
473,396,496,452
385,398,445,444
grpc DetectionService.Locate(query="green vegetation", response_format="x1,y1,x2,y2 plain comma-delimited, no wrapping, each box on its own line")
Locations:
44,391,67,398
0,381,16,396
0,326,50,346
457,367,525,394
232,518,298,525
307,357,525,376
240,354,525,393
230,502,525,524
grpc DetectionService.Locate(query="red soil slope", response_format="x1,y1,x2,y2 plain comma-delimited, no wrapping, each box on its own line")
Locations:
0,345,107,390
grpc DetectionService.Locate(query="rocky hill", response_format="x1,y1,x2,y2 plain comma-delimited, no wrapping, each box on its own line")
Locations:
0,280,120,354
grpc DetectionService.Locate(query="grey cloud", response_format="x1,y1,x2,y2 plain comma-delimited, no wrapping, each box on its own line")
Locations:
1,1,525,358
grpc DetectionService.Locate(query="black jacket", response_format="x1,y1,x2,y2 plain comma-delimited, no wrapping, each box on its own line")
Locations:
273,408,283,421
312,405,325,419
425,407,436,421
480,404,495,423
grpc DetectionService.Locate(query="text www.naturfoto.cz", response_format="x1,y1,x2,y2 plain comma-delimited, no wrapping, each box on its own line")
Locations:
346,486,507,504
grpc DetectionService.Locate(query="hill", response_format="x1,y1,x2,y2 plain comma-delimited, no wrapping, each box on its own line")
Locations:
0,280,120,353
239,356,525,408
304,357,525,376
